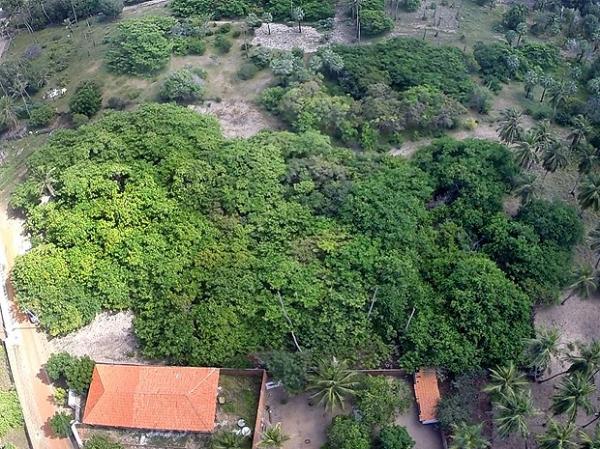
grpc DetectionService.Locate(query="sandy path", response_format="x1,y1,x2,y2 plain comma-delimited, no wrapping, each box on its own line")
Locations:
0,204,73,449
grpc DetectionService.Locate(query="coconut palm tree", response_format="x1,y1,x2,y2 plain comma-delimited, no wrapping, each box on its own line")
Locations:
450,422,490,449
589,224,600,268
566,341,600,379
210,431,246,449
537,420,578,449
542,141,568,180
307,357,359,412
551,372,596,422
568,115,592,151
484,361,528,400
524,70,539,99
291,6,304,33
497,108,524,143
516,21,528,46
259,424,289,449
571,143,598,196
262,12,273,35
513,133,540,169
513,173,539,205
523,327,561,381
494,389,537,449
540,75,556,103
531,120,555,152
579,174,600,211
580,425,600,448
561,264,597,305
0,95,19,132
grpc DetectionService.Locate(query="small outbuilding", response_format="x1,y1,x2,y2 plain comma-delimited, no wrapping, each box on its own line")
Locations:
413,368,441,425
83,364,220,433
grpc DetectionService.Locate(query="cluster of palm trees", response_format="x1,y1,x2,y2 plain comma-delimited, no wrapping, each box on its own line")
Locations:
210,420,290,449
450,329,600,449
497,108,600,212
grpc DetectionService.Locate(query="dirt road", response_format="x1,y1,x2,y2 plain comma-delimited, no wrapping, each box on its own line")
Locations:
0,206,72,449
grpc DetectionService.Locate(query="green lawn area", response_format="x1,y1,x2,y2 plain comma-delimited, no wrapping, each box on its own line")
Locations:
218,374,261,427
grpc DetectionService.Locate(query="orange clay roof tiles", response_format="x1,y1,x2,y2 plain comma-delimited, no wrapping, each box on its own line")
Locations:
83,364,220,432
414,368,440,424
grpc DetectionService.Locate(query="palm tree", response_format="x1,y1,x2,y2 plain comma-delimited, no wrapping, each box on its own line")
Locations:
450,422,490,449
571,143,598,196
210,431,246,449
561,264,597,305
580,425,600,448
259,424,289,449
291,6,304,33
523,327,561,381
537,420,578,449
542,141,568,180
307,357,359,412
549,80,577,117
497,108,524,143
262,12,273,35
484,362,528,399
578,174,600,212
551,372,596,422
540,75,556,103
513,134,539,169
516,21,528,46
347,0,363,41
566,341,600,379
513,174,538,205
531,120,555,153
494,389,537,449
524,70,539,99
0,95,19,132
589,224,600,268
568,115,592,151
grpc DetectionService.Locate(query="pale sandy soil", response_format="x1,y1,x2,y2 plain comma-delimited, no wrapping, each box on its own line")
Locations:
252,23,325,52
50,311,144,363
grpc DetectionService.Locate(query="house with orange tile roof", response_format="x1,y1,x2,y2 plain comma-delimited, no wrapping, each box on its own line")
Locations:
413,368,441,425
82,364,220,433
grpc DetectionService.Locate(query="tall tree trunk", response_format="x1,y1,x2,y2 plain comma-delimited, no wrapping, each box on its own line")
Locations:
583,413,600,428
538,369,569,383
560,291,574,305
540,87,547,103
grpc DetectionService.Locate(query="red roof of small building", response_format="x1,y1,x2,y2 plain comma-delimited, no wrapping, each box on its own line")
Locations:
83,364,220,432
414,368,440,424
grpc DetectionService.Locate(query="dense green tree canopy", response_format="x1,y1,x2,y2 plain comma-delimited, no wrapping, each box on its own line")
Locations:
11,104,580,371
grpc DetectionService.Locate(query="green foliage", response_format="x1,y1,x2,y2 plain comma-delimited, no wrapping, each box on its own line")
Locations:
45,352,95,394
502,4,527,30
360,9,394,36
379,425,415,449
265,351,308,394
159,69,204,103
333,38,474,100
516,200,583,249
69,81,102,117
49,412,72,438
84,436,124,449
214,34,233,54
98,0,123,19
171,0,249,19
28,103,55,128
237,62,260,80
11,105,577,371
106,17,175,76
0,390,23,437
325,416,370,449
355,376,411,427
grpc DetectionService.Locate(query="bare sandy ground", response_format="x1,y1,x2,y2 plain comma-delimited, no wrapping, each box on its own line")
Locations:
252,23,325,52
50,311,143,363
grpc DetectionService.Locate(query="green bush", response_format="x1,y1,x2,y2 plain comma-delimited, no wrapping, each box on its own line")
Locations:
404,0,421,11
237,62,260,80
265,351,308,394
46,352,95,394
98,0,124,19
69,81,102,117
72,113,90,128
171,0,250,19
325,416,370,449
355,376,411,426
0,390,23,437
187,38,206,55
106,17,175,76
49,412,72,438
107,96,129,110
28,103,55,128
502,3,527,30
379,425,415,449
159,69,204,102
516,200,583,249
218,23,233,33
84,435,124,449
360,9,394,36
214,35,233,54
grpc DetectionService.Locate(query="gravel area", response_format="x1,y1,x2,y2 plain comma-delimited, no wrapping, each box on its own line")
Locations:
252,23,325,52
50,311,144,363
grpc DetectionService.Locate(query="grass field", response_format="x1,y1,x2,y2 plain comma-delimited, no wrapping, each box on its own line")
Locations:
0,345,29,449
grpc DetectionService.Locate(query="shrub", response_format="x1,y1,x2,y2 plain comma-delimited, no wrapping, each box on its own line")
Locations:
214,35,232,54
360,9,394,36
516,200,583,249
28,103,55,128
187,37,206,55
265,351,308,394
237,62,260,80
49,412,72,438
325,416,370,449
355,376,411,426
0,390,23,437
249,47,272,68
404,0,421,11
379,425,415,449
170,0,250,18
53,387,68,405
218,23,232,34
437,371,486,432
107,96,129,110
84,435,124,449
159,69,204,102
106,17,175,76
98,0,124,19
69,81,102,117
502,4,527,30
46,352,95,394
467,85,492,114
